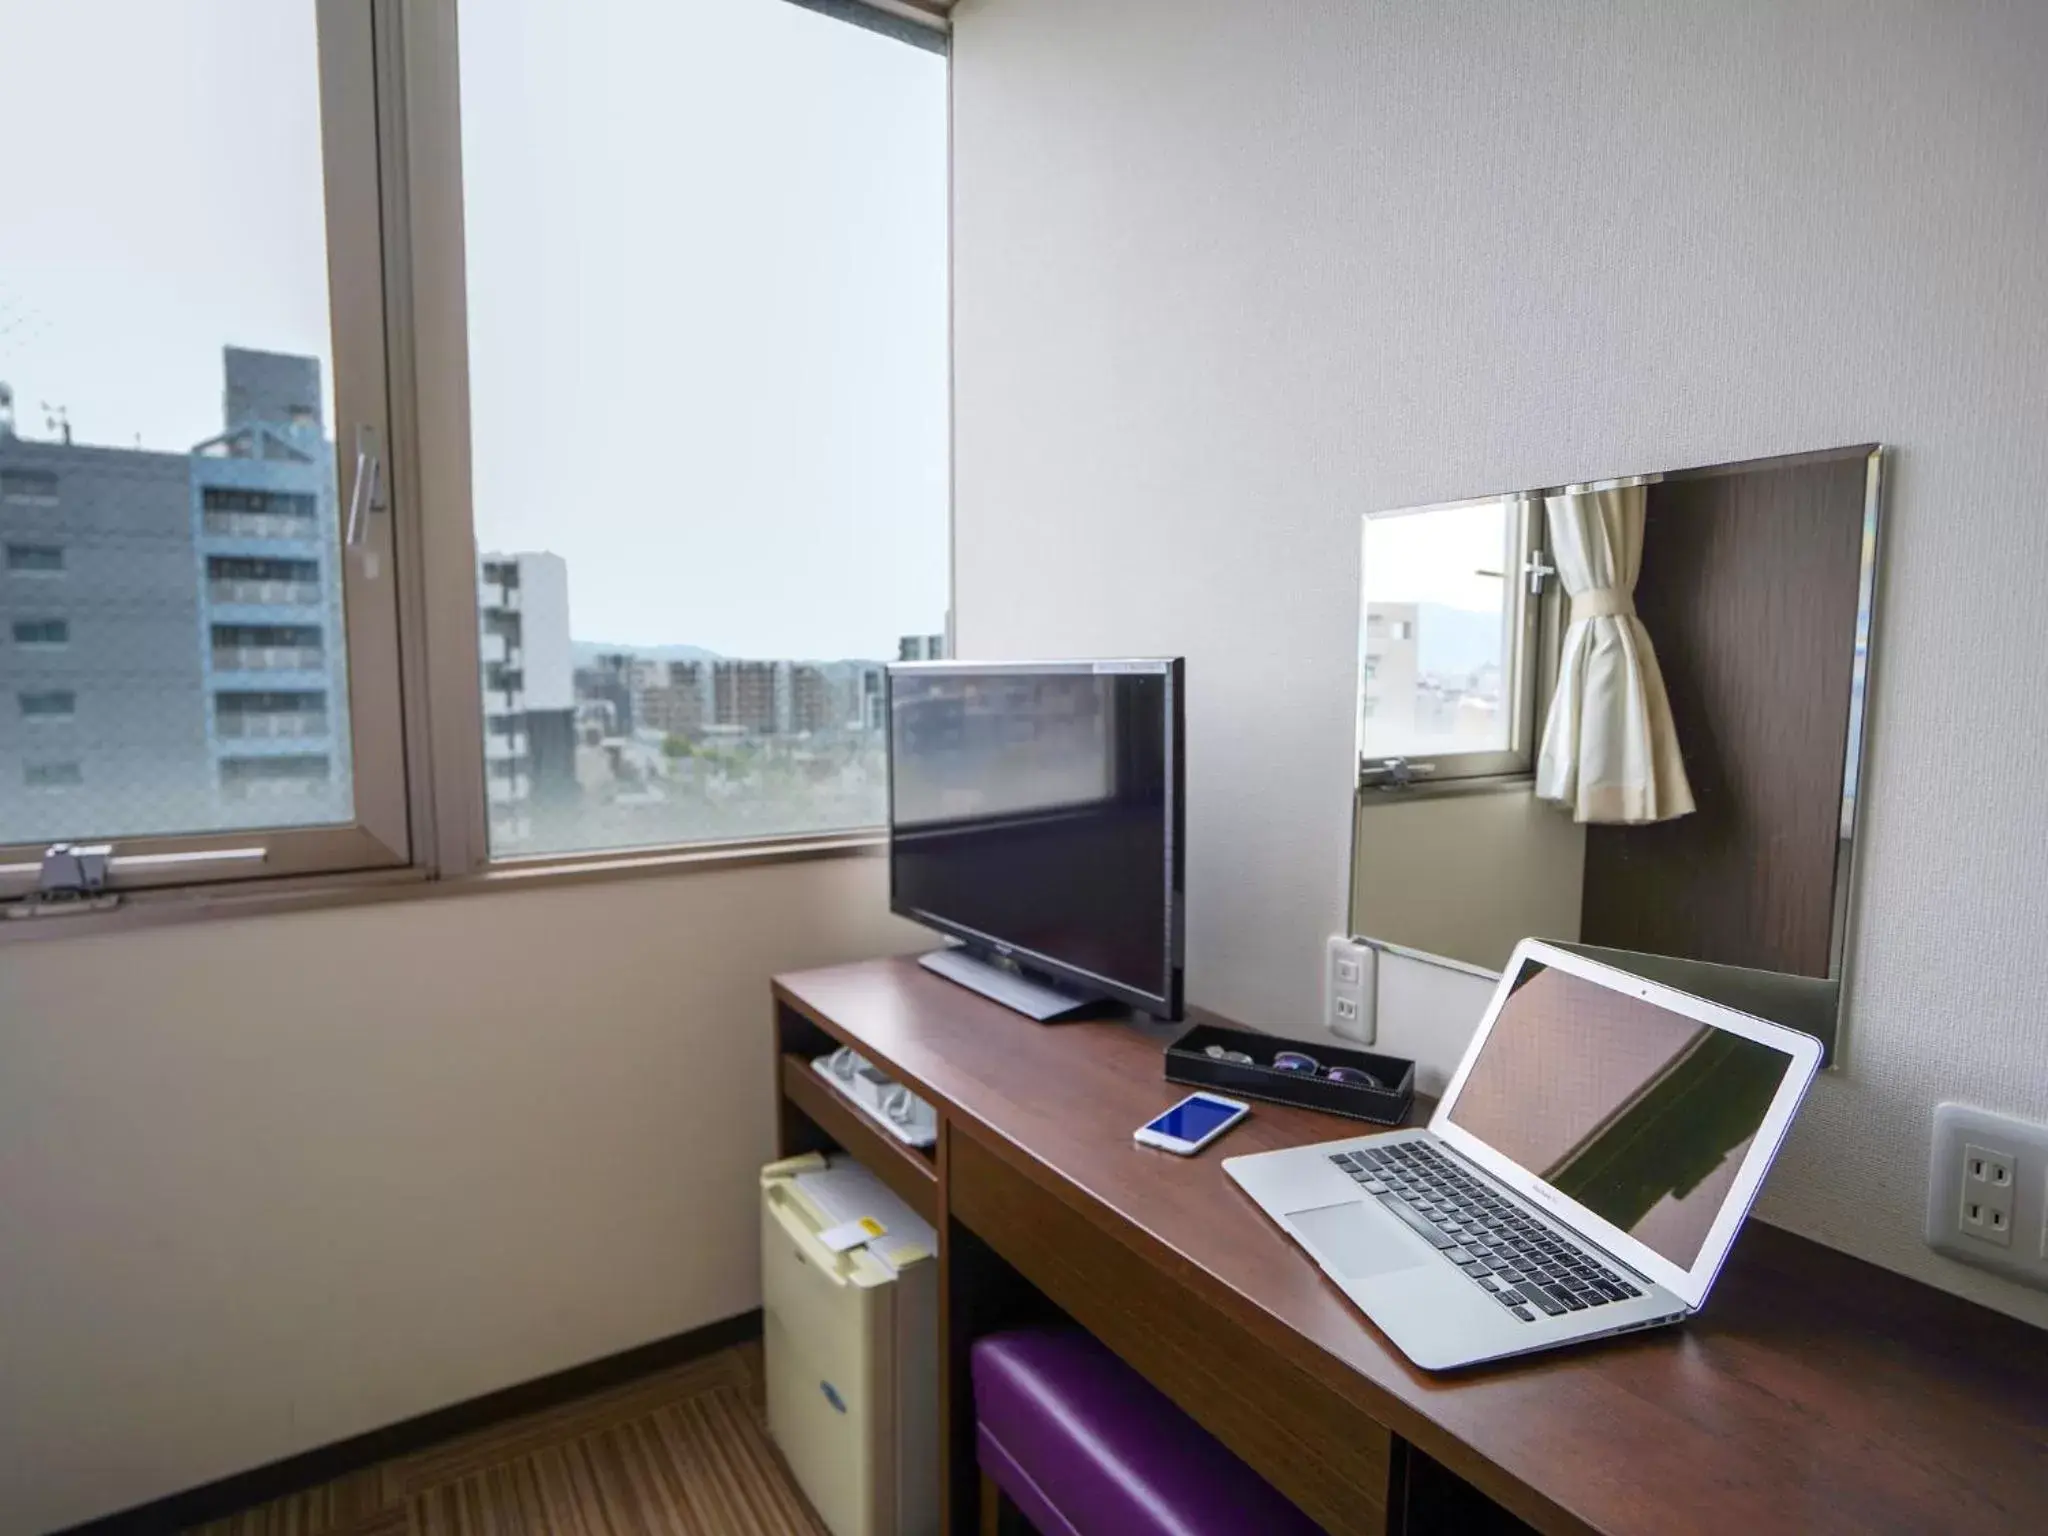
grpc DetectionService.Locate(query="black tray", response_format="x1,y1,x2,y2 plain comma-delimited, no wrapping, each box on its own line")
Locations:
1164,1022,1415,1126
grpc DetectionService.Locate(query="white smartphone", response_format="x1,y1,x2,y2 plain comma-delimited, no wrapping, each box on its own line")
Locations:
1133,1092,1251,1155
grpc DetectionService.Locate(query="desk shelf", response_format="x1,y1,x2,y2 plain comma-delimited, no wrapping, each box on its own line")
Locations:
778,1051,939,1228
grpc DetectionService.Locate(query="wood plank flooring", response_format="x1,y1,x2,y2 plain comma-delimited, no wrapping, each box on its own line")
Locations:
187,1343,828,1536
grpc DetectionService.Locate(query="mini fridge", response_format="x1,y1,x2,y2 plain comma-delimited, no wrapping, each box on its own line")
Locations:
760,1153,939,1536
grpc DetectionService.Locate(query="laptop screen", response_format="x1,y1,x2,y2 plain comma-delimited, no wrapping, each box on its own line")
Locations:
1443,959,1798,1269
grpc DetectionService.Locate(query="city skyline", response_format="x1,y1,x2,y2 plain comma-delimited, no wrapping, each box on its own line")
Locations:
2,343,934,855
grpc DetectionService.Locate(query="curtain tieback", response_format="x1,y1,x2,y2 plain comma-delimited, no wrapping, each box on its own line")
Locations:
1570,586,1635,624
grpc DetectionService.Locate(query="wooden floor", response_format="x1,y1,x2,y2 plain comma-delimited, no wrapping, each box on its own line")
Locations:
187,1343,829,1536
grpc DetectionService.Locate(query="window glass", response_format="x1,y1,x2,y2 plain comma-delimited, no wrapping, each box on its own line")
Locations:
1359,500,1517,763
11,619,69,647
458,0,949,857
6,543,65,572
0,0,358,848
19,690,77,718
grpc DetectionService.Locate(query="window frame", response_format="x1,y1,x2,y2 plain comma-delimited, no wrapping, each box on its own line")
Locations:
0,0,414,901
1355,493,1562,797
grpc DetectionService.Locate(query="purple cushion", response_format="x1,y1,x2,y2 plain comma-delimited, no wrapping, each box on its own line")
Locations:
971,1328,1324,1536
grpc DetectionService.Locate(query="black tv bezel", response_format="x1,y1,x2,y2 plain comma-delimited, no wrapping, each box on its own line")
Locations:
884,658,1185,1021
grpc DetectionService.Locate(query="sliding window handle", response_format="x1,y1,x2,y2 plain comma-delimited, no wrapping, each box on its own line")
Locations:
344,423,386,548
1359,755,1438,790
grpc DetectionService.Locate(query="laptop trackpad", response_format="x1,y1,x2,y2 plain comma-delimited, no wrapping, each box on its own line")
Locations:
1288,1200,1429,1280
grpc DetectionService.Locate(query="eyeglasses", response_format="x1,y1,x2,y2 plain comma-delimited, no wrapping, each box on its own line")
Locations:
1205,1043,1384,1090
1272,1050,1385,1089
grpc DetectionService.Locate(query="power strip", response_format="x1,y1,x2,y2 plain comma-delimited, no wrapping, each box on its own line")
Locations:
811,1047,939,1149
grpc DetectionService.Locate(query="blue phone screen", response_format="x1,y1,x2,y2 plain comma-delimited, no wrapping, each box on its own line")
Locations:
1147,1095,1241,1143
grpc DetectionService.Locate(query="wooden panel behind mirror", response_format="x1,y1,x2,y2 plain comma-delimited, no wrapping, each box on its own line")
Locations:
1578,456,1868,977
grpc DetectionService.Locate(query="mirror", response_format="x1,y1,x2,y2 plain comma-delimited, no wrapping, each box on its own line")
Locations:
1349,445,1884,1061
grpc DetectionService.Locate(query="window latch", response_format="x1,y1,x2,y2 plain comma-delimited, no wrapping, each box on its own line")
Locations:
1523,551,1558,595
344,423,386,550
6,843,118,919
3,844,269,920
1359,755,1437,790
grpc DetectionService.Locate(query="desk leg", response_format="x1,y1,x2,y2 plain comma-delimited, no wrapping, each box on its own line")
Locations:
1391,1439,1537,1535
939,1137,1069,1534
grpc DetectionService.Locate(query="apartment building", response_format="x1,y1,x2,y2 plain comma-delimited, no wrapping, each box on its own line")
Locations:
194,349,350,819
0,349,348,842
788,663,835,734
712,658,780,733
477,550,575,840
636,659,709,736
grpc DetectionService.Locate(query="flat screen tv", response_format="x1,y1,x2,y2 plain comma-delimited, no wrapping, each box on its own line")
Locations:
887,659,1184,1021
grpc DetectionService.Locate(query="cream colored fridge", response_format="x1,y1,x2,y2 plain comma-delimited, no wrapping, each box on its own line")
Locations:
760,1154,939,1536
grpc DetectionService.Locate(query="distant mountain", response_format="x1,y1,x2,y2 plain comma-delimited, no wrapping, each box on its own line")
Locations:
1415,603,1505,681
571,640,723,665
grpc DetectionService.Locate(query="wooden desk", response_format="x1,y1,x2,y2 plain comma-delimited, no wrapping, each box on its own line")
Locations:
772,957,2048,1536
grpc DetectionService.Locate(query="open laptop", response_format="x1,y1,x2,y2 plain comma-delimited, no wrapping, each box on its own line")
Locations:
1224,939,1823,1371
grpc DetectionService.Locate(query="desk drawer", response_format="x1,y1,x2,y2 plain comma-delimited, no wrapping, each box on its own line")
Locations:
949,1128,1391,1536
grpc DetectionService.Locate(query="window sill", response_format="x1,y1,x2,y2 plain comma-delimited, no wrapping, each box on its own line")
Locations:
1355,773,1539,805
0,830,885,944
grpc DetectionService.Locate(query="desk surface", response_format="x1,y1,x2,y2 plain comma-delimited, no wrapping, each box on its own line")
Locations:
774,956,2048,1536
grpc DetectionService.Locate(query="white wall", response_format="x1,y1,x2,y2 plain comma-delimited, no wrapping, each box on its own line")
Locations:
951,0,2048,1327
0,857,923,1532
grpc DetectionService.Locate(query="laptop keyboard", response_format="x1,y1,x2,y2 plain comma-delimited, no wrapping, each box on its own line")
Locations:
1330,1141,1642,1323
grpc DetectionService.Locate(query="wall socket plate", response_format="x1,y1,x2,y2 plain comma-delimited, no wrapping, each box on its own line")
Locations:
1925,1102,2048,1289
1324,935,1375,1044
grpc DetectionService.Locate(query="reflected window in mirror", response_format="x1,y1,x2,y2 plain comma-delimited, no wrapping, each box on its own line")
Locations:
1357,495,1557,787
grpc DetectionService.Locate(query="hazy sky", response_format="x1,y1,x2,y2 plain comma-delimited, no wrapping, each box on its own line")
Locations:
1362,499,1511,611
0,0,950,661
0,3,336,446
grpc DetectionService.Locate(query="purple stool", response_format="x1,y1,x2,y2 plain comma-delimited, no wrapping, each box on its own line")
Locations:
970,1328,1324,1536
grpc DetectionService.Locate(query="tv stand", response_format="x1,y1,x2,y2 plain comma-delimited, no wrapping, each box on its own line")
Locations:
916,946,1107,1022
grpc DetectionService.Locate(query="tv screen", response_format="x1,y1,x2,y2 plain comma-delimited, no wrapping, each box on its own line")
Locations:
888,660,1184,1017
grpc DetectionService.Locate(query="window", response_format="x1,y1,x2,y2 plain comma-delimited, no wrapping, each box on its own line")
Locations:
457,0,949,859
206,555,324,606
0,0,407,888
6,543,64,573
1357,496,1554,787
19,690,76,719
218,753,333,801
0,468,59,504
1,0,951,914
201,485,319,539
211,623,325,671
214,690,329,739
11,619,69,648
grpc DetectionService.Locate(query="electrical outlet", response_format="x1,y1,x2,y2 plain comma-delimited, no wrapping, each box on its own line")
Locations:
1324,935,1375,1044
1925,1103,2048,1290
1961,1143,2016,1246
